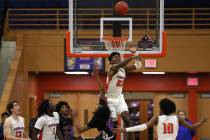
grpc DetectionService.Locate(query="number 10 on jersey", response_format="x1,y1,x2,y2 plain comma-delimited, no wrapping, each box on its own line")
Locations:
163,123,174,134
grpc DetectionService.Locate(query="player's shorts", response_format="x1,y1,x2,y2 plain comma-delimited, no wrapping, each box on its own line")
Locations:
107,94,128,120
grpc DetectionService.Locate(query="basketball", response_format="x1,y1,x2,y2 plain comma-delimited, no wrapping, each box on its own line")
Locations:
114,1,129,16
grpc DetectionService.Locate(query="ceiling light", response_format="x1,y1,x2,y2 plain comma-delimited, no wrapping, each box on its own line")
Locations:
142,72,165,74
64,71,89,75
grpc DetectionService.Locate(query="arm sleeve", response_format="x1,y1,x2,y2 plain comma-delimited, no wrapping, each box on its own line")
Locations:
34,117,45,130
126,124,147,132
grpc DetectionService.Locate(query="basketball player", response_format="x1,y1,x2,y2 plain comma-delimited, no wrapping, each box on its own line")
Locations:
3,100,30,140
114,98,207,140
73,63,115,140
32,99,64,140
107,48,142,130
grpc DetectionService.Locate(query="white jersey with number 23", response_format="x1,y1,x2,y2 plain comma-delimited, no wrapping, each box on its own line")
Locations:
106,67,126,98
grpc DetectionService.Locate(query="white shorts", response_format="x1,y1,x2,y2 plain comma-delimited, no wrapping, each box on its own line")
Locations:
107,94,128,120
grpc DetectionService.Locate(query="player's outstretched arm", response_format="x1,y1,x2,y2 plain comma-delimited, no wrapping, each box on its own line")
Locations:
108,55,135,77
124,46,142,72
124,55,142,72
108,46,140,76
113,116,158,133
178,114,207,130
93,61,105,99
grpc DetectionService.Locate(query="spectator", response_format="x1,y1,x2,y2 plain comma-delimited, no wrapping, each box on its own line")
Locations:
0,112,9,139
56,101,75,140
28,117,37,139
177,110,196,140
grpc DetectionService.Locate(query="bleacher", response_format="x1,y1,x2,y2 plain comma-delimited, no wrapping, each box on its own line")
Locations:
8,0,68,8
0,8,4,38
0,0,7,39
0,0,206,31
5,8,210,30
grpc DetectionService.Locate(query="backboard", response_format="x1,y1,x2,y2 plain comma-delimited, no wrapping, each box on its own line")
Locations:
66,0,166,58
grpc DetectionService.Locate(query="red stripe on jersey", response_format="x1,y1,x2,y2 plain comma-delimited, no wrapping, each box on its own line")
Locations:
39,130,43,140
106,75,112,92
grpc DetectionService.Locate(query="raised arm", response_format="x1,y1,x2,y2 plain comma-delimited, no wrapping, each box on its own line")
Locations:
178,114,207,130
124,46,142,72
124,54,142,72
93,61,105,99
108,56,135,77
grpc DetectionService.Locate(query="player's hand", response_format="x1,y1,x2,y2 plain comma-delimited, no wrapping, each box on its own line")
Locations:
93,59,100,76
128,45,137,53
132,53,141,60
69,108,73,117
202,114,207,123
72,110,79,119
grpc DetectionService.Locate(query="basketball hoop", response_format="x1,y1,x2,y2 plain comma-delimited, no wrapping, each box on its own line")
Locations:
102,37,128,52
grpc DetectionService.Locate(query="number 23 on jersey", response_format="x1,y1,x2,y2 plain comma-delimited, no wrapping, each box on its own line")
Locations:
15,131,22,137
116,79,124,87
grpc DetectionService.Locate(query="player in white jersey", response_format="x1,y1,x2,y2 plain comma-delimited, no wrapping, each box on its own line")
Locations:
3,100,30,140
115,98,207,140
107,47,142,139
32,99,63,140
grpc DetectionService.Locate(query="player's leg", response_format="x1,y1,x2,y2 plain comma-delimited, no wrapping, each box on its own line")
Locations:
107,98,118,121
107,98,118,140
117,95,134,140
117,94,131,126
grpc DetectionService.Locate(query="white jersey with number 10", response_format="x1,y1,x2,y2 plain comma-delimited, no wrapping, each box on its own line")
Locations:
156,115,179,140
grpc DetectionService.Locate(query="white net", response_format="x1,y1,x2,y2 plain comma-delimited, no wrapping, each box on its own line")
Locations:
102,37,128,52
